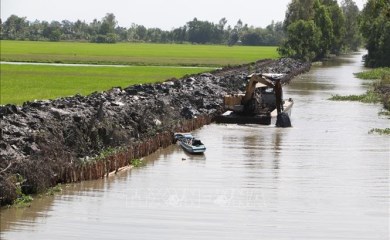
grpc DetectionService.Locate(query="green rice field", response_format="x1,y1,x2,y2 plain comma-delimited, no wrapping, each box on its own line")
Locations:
0,64,212,105
0,40,279,105
1,40,278,67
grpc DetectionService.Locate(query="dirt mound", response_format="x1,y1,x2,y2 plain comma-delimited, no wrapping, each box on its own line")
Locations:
0,58,310,205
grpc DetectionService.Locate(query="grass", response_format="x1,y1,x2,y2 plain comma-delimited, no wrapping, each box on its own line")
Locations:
369,128,390,135
11,183,62,208
379,110,390,116
13,194,33,207
0,41,278,105
46,184,63,196
0,64,213,105
355,68,390,110
329,91,381,103
330,68,390,104
339,68,390,135
355,68,390,80
0,40,278,67
131,159,145,167
13,174,33,208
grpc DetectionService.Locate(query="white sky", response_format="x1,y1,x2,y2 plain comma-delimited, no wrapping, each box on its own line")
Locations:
1,0,366,30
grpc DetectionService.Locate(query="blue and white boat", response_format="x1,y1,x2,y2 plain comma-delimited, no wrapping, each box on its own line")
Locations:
174,133,206,154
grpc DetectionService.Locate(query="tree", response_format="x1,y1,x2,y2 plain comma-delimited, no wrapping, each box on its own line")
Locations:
61,20,73,40
2,15,29,40
187,18,215,44
278,20,321,61
314,0,334,57
146,28,163,42
328,4,346,54
215,18,228,43
0,19,3,40
73,20,89,40
172,26,187,43
284,0,316,29
281,0,350,60
360,0,390,67
40,21,63,41
321,0,346,54
100,13,116,35
234,19,243,32
0,14,286,46
241,31,262,45
228,29,239,46
265,21,285,45
116,26,128,41
341,0,362,51
89,19,101,36
92,13,118,43
233,19,244,40
135,25,147,41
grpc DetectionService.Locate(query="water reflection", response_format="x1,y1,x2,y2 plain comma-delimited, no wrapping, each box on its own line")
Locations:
272,129,282,170
0,196,55,233
288,71,337,94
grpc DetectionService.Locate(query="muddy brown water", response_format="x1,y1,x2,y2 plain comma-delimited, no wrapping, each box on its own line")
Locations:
1,51,389,240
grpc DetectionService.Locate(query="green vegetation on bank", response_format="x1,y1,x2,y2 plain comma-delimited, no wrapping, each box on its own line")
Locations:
329,68,389,106
330,67,390,135
11,174,33,208
7,183,63,208
356,68,390,110
0,64,213,105
354,68,390,79
131,159,145,168
369,128,390,135
13,190,33,207
45,184,63,196
329,91,380,103
0,40,278,67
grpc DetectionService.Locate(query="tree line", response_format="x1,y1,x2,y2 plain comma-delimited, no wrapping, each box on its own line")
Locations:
1,0,388,67
279,0,362,61
0,13,284,46
359,0,389,67
279,0,389,67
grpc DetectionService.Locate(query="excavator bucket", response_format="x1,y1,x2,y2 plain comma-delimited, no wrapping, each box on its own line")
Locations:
276,112,292,127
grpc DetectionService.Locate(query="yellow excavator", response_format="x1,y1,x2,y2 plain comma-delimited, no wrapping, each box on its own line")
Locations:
216,73,293,127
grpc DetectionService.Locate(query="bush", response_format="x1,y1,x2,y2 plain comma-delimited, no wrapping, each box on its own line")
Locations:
91,33,118,43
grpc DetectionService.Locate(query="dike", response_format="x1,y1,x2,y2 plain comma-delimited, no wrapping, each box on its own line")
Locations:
0,58,311,205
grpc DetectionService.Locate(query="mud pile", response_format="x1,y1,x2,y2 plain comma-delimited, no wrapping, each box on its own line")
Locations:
0,58,310,205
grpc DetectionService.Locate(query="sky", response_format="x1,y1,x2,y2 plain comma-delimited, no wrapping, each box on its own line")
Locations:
1,0,366,30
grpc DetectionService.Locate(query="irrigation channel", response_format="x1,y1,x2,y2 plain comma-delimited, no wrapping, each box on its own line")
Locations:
1,51,389,239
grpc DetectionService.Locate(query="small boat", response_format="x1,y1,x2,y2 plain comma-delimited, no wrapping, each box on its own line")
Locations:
174,133,206,154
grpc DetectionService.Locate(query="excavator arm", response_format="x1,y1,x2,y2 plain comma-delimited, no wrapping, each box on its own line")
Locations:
219,73,292,127
242,74,275,105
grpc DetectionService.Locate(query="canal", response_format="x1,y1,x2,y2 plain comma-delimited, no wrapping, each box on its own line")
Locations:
1,51,389,239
